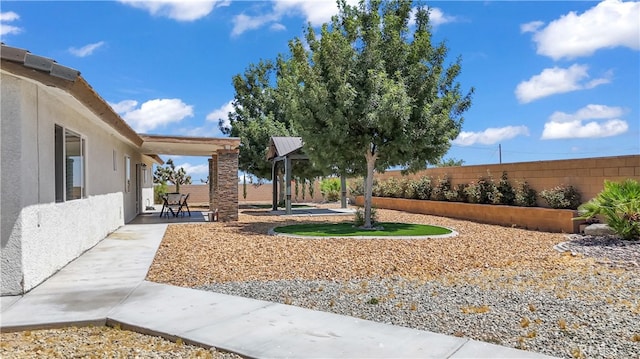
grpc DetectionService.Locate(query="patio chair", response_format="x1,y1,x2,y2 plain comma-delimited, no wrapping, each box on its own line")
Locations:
176,193,191,217
159,195,168,217
164,193,183,217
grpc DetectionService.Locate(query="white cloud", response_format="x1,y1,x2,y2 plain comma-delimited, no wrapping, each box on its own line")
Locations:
109,99,138,113
206,100,234,129
453,125,530,146
69,41,105,57
0,11,22,36
273,0,356,26
270,23,286,32
520,20,544,33
118,0,226,21
231,1,456,36
231,13,278,37
541,104,628,139
525,0,640,60
177,125,223,138
549,104,625,123
232,0,365,36
0,11,19,22
427,7,457,27
515,64,611,103
174,162,209,176
112,98,194,133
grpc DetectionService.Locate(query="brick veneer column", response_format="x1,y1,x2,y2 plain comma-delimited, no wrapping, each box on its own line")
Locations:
215,149,239,221
209,155,218,212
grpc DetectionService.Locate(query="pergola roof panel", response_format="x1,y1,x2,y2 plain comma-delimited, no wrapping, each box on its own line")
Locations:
140,134,240,156
267,137,303,160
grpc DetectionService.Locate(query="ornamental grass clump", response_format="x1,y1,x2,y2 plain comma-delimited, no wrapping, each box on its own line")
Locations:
540,185,582,209
577,179,640,240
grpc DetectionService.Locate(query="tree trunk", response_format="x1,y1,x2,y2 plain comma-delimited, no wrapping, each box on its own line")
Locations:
340,174,347,208
363,149,377,228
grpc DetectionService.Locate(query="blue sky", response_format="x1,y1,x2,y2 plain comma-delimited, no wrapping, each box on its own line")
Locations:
1,0,638,180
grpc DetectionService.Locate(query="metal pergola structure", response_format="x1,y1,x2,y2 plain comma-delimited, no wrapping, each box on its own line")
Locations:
266,137,308,214
266,136,350,215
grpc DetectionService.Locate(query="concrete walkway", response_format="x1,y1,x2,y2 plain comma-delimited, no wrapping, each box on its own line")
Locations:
1,219,557,358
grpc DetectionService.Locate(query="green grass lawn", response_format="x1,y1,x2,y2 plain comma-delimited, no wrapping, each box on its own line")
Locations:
273,222,452,237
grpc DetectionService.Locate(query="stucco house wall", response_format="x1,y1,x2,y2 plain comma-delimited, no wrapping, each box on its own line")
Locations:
0,70,154,295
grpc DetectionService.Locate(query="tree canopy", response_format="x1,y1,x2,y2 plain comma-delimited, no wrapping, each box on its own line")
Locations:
220,59,324,185
278,0,473,226
220,60,294,181
153,158,192,193
436,157,466,167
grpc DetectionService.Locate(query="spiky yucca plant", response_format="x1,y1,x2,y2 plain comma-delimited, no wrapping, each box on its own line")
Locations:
577,179,640,240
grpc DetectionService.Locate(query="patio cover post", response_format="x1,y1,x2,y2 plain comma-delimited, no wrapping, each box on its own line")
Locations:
209,154,218,212
285,156,292,215
272,160,278,211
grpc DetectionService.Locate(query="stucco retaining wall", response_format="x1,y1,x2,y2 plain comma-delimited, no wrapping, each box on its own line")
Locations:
355,196,579,233
20,193,124,291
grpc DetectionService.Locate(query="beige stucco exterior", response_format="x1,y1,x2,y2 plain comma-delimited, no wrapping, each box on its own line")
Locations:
1,71,155,295
1,44,240,295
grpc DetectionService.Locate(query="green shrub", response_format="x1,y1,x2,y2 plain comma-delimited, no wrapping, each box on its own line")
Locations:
431,177,451,201
540,185,581,209
320,177,341,202
348,178,365,197
494,171,515,205
515,181,537,207
577,179,640,240
465,176,496,204
412,176,433,200
383,178,403,198
400,178,416,199
372,179,383,197
445,183,468,202
354,206,378,227
154,182,168,204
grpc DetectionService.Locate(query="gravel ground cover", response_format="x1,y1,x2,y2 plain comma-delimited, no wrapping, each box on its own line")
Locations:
0,325,241,359
149,206,639,359
2,206,638,358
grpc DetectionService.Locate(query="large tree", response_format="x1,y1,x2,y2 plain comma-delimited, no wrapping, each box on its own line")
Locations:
153,158,192,193
220,60,293,181
280,0,473,227
221,59,325,205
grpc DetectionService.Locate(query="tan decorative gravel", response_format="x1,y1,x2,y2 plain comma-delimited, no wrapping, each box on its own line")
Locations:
147,207,577,287
3,206,635,358
0,325,240,359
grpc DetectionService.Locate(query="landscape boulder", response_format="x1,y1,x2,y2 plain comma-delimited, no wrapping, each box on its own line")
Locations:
584,223,616,237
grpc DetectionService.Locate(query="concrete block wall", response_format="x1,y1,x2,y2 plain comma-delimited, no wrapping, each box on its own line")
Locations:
374,155,639,206
181,155,638,208
182,181,325,205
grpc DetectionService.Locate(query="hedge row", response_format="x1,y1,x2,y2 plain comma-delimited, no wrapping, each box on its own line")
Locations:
350,171,582,210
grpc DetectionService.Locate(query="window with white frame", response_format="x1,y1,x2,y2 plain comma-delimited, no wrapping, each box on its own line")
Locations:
55,125,86,202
